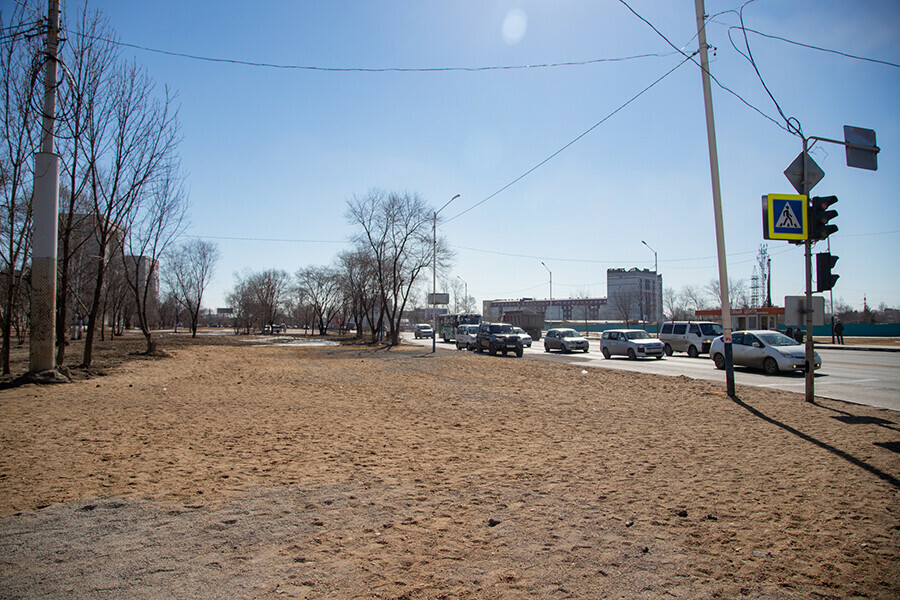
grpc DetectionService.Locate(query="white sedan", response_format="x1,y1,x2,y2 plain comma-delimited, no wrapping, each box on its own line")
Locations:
710,330,821,375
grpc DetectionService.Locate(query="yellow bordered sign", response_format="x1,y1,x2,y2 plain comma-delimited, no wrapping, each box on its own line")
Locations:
762,194,807,241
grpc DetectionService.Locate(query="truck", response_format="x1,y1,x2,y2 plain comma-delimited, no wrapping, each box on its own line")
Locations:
501,309,544,341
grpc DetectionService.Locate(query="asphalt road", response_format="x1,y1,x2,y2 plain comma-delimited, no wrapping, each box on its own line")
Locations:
410,335,900,413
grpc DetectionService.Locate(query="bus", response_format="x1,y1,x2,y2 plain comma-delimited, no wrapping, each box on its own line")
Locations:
438,313,481,342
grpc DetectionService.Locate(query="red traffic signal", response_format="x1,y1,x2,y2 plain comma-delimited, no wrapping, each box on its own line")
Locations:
810,196,838,241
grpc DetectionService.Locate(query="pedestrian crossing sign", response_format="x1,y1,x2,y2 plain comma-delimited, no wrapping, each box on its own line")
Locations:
763,194,807,241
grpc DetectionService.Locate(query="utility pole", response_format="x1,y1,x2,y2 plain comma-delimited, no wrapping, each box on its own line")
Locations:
695,0,735,396
30,0,61,375
801,140,816,402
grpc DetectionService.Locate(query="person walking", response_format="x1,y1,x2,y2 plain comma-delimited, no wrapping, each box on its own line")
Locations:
834,320,845,345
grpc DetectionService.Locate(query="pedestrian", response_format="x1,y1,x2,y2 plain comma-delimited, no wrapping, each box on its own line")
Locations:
834,320,845,345
785,326,794,340
794,327,804,344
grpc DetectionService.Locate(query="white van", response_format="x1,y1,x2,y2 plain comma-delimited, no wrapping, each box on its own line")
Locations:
658,321,723,357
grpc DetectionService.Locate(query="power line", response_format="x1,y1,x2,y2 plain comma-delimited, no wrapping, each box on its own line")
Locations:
63,30,679,72
729,25,900,69
445,52,696,223
616,0,790,134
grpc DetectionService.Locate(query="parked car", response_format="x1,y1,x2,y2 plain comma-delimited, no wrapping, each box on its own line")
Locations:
600,329,664,359
475,322,524,357
414,323,434,339
543,328,589,353
455,324,479,350
710,330,821,375
658,321,723,357
513,326,533,348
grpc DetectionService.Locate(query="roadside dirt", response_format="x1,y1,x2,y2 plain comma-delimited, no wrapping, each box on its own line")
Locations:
1,331,898,599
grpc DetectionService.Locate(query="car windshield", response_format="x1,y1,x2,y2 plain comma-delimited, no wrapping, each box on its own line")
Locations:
700,323,723,336
757,332,797,347
560,330,580,338
467,326,478,333
514,327,526,335
624,330,651,340
490,324,514,333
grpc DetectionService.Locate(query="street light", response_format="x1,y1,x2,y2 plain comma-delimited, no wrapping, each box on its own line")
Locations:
541,261,552,323
642,240,659,327
433,194,460,353
456,275,468,312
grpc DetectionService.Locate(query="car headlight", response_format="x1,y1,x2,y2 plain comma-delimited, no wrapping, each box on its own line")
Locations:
778,350,793,358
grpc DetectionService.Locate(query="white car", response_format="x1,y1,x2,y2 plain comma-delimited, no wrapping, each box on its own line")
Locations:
600,329,664,359
414,323,434,339
710,330,821,375
513,327,532,348
455,324,479,350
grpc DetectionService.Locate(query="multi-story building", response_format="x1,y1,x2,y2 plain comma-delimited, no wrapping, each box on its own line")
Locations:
606,267,662,324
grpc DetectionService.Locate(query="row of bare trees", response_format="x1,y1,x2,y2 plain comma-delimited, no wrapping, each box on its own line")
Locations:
1,3,217,373
226,189,452,346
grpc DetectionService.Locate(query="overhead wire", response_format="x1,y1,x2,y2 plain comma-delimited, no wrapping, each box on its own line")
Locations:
615,0,791,134
445,51,697,223
62,30,681,72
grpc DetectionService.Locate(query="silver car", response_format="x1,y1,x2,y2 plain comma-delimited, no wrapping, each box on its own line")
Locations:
600,329,665,359
544,328,589,353
513,326,533,348
455,324,479,350
710,330,821,375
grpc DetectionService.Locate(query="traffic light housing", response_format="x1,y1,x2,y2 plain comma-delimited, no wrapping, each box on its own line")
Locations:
816,252,839,292
809,195,838,241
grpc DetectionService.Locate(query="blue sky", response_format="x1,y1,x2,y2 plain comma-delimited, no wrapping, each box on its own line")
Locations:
63,0,899,313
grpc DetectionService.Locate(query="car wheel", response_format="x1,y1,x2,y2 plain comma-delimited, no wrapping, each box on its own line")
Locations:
763,357,779,375
687,345,699,358
627,348,637,360
544,344,550,352
601,347,611,359
664,343,673,357
475,343,483,353
713,353,726,370
583,348,589,353
489,345,497,356
501,349,508,356
515,347,523,357
467,342,474,351
656,354,663,360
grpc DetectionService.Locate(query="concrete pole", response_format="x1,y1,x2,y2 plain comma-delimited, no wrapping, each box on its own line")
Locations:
695,0,735,396
30,0,61,374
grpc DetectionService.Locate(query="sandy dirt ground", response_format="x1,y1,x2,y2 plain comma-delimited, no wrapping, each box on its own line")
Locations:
0,331,898,599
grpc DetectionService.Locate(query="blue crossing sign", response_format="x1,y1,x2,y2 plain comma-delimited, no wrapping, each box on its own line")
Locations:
762,194,808,241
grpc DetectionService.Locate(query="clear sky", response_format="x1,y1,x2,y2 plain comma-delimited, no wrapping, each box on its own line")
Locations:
60,0,900,313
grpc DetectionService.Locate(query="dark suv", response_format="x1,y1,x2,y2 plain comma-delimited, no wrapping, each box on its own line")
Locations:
475,322,524,357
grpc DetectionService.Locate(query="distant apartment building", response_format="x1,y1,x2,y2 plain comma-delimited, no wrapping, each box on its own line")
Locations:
483,267,664,326
606,267,662,324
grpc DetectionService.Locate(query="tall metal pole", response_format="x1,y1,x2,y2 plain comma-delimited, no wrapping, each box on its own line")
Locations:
802,140,816,402
30,0,61,374
433,194,460,353
695,0,735,396
642,240,659,325
541,262,552,322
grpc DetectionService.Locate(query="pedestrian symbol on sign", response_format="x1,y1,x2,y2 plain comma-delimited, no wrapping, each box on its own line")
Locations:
762,194,808,241
776,202,799,229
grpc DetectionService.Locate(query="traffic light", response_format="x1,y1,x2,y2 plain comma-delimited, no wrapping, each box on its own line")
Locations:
809,195,838,241
816,252,839,292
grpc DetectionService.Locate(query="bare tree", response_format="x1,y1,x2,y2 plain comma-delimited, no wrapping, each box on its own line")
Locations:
165,237,219,338
610,287,638,326
338,246,383,343
120,169,187,352
55,5,118,366
346,189,452,346
245,269,288,332
680,284,707,314
296,264,342,335
0,5,40,374
80,59,180,367
705,277,749,310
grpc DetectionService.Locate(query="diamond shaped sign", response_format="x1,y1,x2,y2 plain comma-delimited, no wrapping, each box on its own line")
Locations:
784,151,824,195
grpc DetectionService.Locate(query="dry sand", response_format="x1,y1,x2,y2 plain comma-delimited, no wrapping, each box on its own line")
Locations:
0,332,898,599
